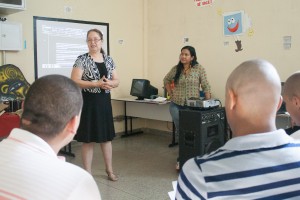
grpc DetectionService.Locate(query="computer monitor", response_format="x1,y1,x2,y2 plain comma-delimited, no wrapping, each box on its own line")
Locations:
130,79,158,100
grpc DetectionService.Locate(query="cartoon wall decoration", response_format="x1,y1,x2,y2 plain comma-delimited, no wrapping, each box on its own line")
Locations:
0,64,30,101
222,10,252,52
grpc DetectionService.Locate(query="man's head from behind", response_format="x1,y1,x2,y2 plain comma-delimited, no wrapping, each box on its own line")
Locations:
21,75,83,141
282,72,300,126
225,59,282,137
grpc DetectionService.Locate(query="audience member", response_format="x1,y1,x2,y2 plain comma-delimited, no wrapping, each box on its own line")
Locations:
176,59,300,199
0,75,101,200
282,71,300,139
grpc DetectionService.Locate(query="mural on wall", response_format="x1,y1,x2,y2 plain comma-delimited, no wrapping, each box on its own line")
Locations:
193,2,253,53
0,64,30,101
222,10,252,52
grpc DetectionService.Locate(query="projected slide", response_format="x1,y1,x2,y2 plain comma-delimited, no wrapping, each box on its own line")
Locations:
34,16,109,79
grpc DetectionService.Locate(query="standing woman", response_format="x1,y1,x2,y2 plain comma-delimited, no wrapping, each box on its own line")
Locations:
71,29,119,181
163,46,211,170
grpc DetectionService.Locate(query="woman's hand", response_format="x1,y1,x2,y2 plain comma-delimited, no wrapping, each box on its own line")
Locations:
95,76,113,90
94,70,120,90
165,83,173,99
204,92,211,100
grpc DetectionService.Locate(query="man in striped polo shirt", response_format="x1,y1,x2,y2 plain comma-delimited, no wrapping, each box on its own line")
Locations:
176,59,300,199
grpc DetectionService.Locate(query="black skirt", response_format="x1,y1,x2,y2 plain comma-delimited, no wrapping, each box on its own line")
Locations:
75,91,115,143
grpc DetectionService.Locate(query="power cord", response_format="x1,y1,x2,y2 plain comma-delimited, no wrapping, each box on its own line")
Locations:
214,99,223,108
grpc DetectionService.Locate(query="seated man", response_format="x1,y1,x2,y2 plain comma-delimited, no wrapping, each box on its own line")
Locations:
0,75,101,200
282,71,300,139
176,59,300,199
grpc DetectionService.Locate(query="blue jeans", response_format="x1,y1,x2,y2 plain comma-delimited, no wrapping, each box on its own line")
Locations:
169,102,190,162
169,102,190,136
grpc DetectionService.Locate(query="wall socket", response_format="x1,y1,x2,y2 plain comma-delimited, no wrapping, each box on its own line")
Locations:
283,36,291,50
64,6,72,13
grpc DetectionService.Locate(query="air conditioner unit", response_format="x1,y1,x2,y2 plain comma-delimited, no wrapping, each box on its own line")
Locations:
0,0,26,15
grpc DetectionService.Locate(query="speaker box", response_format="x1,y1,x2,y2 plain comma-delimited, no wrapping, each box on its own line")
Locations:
179,107,227,169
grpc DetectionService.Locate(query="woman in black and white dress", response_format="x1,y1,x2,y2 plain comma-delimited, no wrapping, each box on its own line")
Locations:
71,29,119,181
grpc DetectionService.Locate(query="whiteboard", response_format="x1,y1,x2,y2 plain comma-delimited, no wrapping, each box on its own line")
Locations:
33,16,109,79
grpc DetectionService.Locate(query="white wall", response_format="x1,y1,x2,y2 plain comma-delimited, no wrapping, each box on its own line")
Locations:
145,0,300,132
148,0,300,103
2,0,146,133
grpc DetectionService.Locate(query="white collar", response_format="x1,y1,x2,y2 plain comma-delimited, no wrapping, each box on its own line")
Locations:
7,128,57,158
221,129,295,151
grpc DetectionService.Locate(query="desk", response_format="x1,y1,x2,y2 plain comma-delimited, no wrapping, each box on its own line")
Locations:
113,97,177,147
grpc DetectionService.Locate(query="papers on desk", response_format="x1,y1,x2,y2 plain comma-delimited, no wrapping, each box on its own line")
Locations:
168,181,177,200
144,96,168,103
153,96,167,102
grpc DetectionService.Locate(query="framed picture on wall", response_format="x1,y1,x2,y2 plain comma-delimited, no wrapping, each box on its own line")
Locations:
33,16,109,79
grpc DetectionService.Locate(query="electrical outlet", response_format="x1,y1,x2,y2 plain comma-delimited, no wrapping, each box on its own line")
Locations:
64,6,72,13
224,41,229,46
118,39,124,45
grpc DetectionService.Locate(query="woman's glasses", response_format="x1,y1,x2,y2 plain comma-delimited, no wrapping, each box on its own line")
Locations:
87,38,102,43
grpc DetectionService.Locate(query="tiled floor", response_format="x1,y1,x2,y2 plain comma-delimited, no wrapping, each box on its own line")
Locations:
61,115,293,200
64,131,179,200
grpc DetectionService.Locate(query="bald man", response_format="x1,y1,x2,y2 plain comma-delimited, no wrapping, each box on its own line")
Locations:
176,59,300,200
283,72,300,139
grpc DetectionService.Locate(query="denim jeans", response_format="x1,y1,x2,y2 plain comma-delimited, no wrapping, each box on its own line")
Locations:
169,102,190,162
169,102,190,136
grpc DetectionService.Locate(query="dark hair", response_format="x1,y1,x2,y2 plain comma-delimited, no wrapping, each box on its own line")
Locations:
21,75,83,139
174,46,198,84
87,28,105,54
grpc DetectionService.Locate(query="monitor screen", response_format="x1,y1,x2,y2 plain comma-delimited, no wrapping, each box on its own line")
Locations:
130,79,150,100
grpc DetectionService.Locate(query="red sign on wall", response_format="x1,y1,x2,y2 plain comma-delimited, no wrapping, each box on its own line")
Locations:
194,0,213,7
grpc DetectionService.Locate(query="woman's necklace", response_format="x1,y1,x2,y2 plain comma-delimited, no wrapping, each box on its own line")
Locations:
90,52,103,62
183,66,191,75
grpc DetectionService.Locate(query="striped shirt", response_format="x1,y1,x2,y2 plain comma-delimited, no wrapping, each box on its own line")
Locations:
176,129,300,199
163,64,211,106
73,53,116,93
